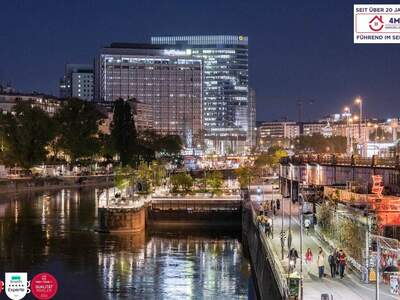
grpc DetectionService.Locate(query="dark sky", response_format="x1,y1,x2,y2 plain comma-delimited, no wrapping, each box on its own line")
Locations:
0,0,399,121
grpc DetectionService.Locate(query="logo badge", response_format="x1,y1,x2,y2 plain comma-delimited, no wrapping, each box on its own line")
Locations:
5,273,30,300
31,273,58,300
369,15,384,31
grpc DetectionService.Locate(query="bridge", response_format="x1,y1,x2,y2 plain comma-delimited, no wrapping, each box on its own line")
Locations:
280,154,400,196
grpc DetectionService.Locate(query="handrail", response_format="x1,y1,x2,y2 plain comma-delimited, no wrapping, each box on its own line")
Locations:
250,204,289,299
280,154,400,168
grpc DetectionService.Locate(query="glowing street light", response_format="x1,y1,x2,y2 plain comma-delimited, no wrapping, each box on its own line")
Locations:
354,97,363,142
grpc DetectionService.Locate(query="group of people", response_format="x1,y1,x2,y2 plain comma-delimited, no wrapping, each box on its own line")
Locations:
305,247,347,279
256,214,273,237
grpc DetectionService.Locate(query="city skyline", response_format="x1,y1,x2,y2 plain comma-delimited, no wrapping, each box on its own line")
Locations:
1,1,400,122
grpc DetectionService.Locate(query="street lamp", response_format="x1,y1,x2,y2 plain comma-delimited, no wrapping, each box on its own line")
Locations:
344,107,352,155
355,97,363,142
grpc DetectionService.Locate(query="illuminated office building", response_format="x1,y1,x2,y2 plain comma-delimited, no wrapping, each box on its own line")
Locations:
59,64,94,101
94,44,202,146
151,35,250,154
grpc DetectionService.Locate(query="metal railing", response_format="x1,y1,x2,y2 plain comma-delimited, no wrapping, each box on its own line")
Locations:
250,204,289,299
281,154,400,168
151,197,241,211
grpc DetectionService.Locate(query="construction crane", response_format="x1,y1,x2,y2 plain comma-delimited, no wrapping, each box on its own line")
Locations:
297,99,315,135
297,99,315,124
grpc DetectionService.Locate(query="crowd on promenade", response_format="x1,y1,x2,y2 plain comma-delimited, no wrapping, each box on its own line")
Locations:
256,196,349,281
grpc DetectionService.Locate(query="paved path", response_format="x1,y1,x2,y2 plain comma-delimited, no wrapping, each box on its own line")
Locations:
250,185,398,300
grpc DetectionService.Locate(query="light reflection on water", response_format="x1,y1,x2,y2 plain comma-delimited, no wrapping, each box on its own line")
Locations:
0,188,252,300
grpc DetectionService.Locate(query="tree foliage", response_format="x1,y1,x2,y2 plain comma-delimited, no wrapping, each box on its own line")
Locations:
170,172,193,194
110,99,137,166
205,170,224,196
254,146,288,172
296,134,347,153
0,101,56,169
235,166,254,189
56,99,103,165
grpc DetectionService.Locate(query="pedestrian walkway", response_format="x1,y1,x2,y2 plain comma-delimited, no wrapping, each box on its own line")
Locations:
250,187,398,300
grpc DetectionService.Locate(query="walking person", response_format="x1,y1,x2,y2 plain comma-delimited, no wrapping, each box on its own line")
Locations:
334,249,340,275
317,247,325,279
305,248,313,272
265,218,271,237
338,250,347,278
328,252,336,278
304,218,311,235
276,198,280,210
288,248,299,272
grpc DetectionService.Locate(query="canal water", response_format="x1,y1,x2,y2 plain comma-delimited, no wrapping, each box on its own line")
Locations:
0,188,256,299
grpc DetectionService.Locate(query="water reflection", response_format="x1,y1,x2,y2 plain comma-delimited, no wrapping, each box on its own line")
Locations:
0,189,251,299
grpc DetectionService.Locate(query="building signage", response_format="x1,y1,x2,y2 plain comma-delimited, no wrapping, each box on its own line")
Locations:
354,4,400,43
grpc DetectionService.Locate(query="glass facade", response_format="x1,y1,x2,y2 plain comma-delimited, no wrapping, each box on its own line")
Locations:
94,45,202,147
151,35,250,154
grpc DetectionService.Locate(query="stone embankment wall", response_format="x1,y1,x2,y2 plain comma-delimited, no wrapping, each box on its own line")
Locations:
0,175,114,194
242,201,285,300
98,207,146,232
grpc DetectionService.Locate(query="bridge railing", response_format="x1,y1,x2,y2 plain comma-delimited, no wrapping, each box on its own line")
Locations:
250,204,289,298
281,154,400,168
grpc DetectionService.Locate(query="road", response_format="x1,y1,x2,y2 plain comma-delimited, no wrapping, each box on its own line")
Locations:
250,185,398,300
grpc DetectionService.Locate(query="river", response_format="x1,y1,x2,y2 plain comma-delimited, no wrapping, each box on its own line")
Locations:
0,188,256,299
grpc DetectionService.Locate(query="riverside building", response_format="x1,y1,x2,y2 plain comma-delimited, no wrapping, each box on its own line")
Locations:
94,43,202,147
151,35,250,154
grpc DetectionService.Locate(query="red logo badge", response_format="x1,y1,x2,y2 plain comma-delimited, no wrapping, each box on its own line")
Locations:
31,273,58,300
369,15,384,32
0,280,3,293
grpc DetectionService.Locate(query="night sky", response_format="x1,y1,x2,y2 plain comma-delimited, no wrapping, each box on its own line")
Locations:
0,0,399,121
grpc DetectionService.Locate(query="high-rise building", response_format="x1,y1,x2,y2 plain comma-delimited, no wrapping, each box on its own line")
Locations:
94,43,202,147
151,35,249,154
248,88,257,149
59,64,94,101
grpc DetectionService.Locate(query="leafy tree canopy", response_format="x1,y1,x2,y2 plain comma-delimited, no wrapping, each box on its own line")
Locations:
56,98,104,165
296,134,346,153
110,99,137,166
0,101,56,169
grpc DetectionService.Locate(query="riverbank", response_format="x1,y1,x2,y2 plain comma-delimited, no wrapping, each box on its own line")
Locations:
0,175,114,194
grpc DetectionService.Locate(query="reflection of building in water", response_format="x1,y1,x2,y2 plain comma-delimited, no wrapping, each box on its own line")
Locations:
97,236,248,300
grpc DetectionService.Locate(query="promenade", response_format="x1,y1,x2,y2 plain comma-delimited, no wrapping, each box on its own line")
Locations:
250,185,398,300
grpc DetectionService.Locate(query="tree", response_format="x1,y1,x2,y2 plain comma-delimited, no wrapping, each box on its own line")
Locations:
114,165,136,190
235,166,254,189
56,99,103,165
338,216,365,262
150,161,166,187
296,134,346,153
254,146,287,174
170,172,193,194
316,200,334,236
110,99,137,166
158,135,183,157
0,101,56,169
205,170,224,196
98,133,116,164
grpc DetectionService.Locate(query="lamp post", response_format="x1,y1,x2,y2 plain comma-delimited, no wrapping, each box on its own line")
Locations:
344,107,351,155
288,164,293,252
355,97,363,143
298,187,304,300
